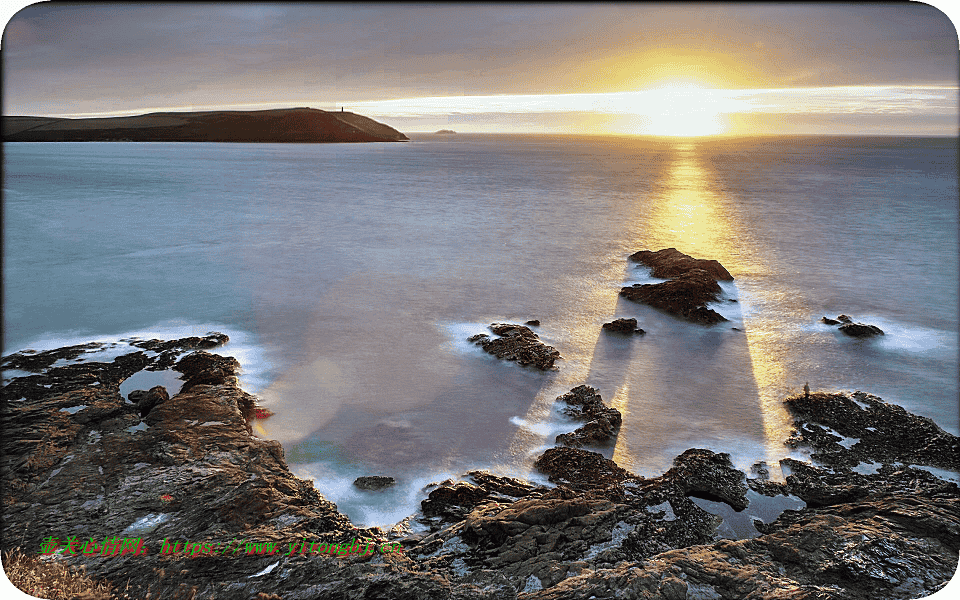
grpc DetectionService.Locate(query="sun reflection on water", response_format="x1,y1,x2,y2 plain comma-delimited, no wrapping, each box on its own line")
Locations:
616,141,795,472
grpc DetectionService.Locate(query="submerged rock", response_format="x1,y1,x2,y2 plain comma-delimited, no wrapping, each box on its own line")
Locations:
354,475,396,491
821,314,884,337
621,249,732,325
468,323,561,370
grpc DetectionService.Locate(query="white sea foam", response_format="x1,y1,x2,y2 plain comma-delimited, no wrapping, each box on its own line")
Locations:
620,264,665,287
907,464,959,483
437,320,501,357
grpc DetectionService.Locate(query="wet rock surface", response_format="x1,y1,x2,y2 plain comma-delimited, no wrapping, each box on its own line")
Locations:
601,317,644,334
552,386,622,448
627,248,734,282
821,314,884,337
621,248,732,325
468,323,561,371
354,476,396,491
838,322,884,337
3,337,958,599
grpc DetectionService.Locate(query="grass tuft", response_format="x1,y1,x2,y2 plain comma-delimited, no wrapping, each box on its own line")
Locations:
3,547,124,600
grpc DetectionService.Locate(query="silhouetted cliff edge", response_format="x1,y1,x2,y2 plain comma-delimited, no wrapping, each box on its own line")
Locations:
2,107,408,143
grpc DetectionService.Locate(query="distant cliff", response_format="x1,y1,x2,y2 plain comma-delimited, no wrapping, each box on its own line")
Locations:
2,107,408,143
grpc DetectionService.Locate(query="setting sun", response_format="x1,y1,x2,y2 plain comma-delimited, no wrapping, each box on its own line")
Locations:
637,84,726,137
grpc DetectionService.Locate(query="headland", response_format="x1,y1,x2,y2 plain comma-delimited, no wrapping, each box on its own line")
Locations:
2,107,408,143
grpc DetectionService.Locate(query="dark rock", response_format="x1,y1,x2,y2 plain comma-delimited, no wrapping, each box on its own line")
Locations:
784,390,958,473
174,350,243,393
468,323,561,371
620,249,732,325
0,342,103,372
354,475,396,491
620,269,728,325
420,472,545,527
628,248,733,281
130,332,229,353
664,449,749,512
525,319,541,326
839,322,884,337
601,317,643,334
553,385,622,448
137,385,169,418
820,316,841,325
837,314,853,323
5,338,959,600
534,446,630,489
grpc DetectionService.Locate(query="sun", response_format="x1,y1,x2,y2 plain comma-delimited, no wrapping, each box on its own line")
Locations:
637,84,726,137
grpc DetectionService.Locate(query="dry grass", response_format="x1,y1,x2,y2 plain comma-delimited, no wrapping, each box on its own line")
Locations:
3,547,118,600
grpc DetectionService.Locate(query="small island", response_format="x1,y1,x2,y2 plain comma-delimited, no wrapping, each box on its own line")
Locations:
434,129,457,135
2,107,408,143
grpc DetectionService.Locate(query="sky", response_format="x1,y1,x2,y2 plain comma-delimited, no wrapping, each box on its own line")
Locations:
1,2,958,136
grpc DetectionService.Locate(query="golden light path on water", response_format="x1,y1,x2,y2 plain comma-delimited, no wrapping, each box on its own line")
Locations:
643,142,797,468
648,142,790,462
506,139,797,477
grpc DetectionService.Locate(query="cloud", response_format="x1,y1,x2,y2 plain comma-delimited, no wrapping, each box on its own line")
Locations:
345,86,958,119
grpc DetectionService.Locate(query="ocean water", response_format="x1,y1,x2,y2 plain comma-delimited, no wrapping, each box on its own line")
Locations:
3,135,957,526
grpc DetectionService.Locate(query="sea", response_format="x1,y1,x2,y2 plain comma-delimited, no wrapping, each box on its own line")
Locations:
3,134,958,528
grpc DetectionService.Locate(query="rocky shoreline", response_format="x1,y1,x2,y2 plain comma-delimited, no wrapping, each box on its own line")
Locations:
2,333,958,599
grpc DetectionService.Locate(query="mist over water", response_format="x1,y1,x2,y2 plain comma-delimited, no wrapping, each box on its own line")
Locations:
4,135,957,526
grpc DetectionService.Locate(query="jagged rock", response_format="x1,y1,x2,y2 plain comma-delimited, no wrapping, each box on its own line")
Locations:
839,322,884,337
621,248,732,325
621,269,728,325
1,337,360,600
129,332,229,352
354,475,396,491
136,385,169,418
664,449,749,512
4,338,958,600
553,385,622,448
784,390,959,473
535,447,630,489
601,317,644,334
468,323,561,370
628,248,734,281
820,315,884,337
0,342,104,372
174,350,244,396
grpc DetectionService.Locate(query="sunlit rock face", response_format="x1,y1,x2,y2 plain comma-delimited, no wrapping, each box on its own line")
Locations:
620,248,732,324
627,248,734,282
